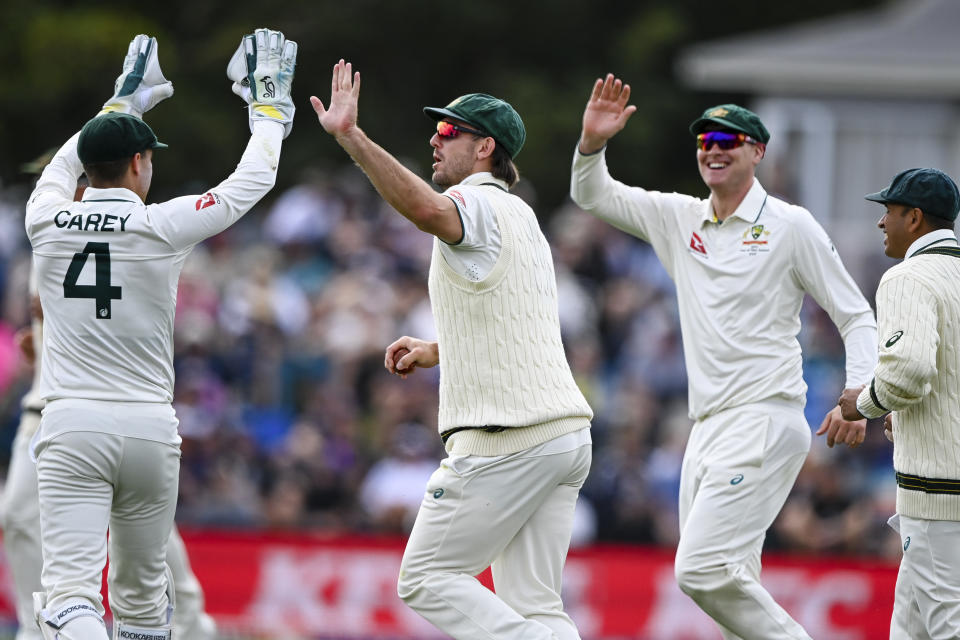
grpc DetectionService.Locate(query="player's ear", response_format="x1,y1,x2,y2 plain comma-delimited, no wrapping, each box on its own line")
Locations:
476,136,496,161
909,207,925,231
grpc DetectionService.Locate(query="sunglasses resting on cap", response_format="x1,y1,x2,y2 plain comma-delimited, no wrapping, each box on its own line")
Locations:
696,131,759,152
436,120,487,139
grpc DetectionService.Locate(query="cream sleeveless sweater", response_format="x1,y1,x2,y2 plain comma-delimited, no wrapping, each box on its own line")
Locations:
857,241,960,520
428,182,592,456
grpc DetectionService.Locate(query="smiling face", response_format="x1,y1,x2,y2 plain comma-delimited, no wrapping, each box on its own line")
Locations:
696,128,764,198
877,203,917,259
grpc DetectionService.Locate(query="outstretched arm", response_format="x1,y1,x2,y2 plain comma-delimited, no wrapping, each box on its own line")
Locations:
28,33,174,227
152,28,294,250
309,60,461,243
578,73,637,154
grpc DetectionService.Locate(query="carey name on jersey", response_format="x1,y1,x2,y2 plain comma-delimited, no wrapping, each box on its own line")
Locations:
54,210,132,232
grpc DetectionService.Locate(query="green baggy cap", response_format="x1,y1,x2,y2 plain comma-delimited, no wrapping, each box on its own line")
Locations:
77,112,167,164
424,93,526,158
689,104,770,144
865,167,960,221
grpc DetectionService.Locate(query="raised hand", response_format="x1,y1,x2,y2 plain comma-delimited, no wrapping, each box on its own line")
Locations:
100,34,174,118
579,73,637,154
226,28,298,138
309,59,361,139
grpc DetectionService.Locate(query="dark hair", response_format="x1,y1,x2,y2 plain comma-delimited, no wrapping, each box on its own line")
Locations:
488,142,519,187
925,212,955,231
83,157,132,183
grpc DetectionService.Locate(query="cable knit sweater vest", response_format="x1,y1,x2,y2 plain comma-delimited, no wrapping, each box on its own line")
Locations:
428,185,592,456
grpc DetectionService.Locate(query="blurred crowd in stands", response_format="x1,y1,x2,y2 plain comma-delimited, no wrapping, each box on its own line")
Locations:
0,165,901,560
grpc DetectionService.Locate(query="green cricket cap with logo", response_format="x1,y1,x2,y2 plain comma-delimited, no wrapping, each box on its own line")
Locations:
689,104,770,144
77,112,167,165
865,167,960,221
424,93,526,158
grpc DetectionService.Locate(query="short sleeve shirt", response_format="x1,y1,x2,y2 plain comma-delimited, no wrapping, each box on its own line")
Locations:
438,172,505,281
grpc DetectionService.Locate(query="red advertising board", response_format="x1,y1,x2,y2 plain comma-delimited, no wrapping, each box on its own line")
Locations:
0,531,899,639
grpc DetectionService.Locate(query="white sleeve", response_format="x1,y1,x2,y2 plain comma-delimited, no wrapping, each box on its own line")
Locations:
149,121,284,250
442,185,497,249
570,146,696,244
25,132,84,236
790,209,878,387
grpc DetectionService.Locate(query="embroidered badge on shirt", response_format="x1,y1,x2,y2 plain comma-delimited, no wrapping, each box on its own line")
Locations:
448,190,466,208
740,224,771,254
195,192,221,211
689,231,708,257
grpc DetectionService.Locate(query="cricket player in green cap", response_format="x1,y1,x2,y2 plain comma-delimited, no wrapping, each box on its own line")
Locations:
570,73,878,639
841,167,960,640
25,29,296,639
311,60,593,639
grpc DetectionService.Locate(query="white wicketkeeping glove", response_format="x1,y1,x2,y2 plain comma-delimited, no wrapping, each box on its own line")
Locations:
99,34,174,118
226,28,298,138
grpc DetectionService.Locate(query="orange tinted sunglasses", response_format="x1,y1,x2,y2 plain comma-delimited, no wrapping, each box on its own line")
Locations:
436,120,487,139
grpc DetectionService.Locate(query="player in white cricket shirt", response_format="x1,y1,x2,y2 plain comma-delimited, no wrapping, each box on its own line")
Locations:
2,280,216,639
840,168,960,640
570,75,877,639
24,30,296,640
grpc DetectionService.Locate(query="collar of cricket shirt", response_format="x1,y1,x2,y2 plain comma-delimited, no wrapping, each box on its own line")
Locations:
459,171,508,191
905,228,959,259
80,186,141,204
701,177,767,226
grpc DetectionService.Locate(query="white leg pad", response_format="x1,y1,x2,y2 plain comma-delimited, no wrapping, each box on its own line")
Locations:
112,622,171,640
33,592,106,640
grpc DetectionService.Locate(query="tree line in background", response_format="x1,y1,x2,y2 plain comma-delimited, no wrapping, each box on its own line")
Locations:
0,0,882,215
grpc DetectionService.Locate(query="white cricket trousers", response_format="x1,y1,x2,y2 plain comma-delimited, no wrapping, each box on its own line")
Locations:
1,411,44,640
888,514,960,640
398,430,592,640
675,399,812,640
1,410,213,639
35,430,180,639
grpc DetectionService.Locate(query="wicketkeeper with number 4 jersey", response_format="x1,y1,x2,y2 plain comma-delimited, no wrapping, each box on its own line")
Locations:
24,29,296,640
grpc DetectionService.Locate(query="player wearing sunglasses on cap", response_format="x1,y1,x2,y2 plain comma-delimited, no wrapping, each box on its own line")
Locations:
570,75,877,640
311,61,593,639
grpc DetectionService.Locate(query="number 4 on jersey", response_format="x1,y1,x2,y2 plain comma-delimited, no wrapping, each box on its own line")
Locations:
63,242,122,319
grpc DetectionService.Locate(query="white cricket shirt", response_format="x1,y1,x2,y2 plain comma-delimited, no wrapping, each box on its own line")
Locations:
571,148,877,420
438,171,502,281
25,120,283,443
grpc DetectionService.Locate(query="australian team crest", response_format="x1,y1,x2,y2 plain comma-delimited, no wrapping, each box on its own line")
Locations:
741,224,772,254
